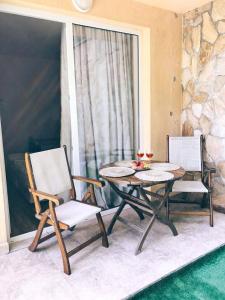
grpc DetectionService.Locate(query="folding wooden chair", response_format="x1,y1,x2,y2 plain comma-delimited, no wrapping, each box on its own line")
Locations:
166,135,216,227
25,146,108,275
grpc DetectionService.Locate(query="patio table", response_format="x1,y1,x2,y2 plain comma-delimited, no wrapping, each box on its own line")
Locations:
100,162,185,254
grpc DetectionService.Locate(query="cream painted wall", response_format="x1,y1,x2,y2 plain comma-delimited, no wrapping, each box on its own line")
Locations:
2,0,182,160
134,0,211,13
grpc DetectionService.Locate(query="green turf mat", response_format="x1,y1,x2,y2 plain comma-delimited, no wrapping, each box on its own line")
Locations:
129,246,225,300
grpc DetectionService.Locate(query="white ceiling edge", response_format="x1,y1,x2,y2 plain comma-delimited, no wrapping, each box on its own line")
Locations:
134,0,211,14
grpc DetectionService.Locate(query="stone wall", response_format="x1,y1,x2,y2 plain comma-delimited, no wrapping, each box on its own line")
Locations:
182,0,225,196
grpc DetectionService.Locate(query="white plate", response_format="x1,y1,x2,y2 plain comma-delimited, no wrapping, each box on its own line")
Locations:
135,170,174,182
114,160,134,168
99,167,135,178
150,163,180,171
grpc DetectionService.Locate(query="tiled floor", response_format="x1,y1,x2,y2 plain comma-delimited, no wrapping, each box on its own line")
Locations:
1,208,225,300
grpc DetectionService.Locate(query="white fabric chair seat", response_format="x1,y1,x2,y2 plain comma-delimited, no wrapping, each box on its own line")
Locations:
55,200,101,227
172,181,208,193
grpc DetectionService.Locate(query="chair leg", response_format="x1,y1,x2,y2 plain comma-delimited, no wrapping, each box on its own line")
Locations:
96,213,109,248
49,203,71,275
201,193,207,208
209,192,214,227
69,225,76,232
54,223,71,275
29,213,48,252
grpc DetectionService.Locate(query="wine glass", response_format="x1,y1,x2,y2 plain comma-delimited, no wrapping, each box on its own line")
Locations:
146,152,154,160
136,150,144,161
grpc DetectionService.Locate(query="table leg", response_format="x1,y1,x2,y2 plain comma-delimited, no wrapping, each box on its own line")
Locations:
107,200,126,235
135,214,157,255
129,188,145,220
135,182,178,254
166,198,170,219
130,205,145,220
163,182,178,236
157,215,178,236
107,185,145,235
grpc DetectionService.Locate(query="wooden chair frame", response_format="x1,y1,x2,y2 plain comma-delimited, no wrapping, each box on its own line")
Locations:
166,135,216,227
25,146,109,275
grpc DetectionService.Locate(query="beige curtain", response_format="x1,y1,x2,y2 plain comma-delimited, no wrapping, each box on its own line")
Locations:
73,25,139,208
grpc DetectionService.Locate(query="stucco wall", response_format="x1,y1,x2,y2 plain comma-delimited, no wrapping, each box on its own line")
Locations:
182,0,225,196
1,0,182,160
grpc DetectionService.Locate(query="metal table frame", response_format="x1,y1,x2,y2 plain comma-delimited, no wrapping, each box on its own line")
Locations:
107,180,179,255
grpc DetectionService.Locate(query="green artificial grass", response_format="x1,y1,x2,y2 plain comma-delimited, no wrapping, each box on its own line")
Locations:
130,246,225,300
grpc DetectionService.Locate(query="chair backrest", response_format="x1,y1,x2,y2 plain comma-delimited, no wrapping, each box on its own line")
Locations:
167,135,203,172
25,147,73,214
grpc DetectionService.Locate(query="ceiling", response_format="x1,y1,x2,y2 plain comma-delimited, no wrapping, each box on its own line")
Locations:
134,0,211,13
0,12,62,59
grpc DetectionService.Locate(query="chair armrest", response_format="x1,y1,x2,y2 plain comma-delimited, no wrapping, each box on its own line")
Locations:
203,163,216,190
204,166,216,174
29,188,63,206
72,176,105,188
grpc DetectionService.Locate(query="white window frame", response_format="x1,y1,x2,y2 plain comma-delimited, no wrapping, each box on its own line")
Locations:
0,3,151,250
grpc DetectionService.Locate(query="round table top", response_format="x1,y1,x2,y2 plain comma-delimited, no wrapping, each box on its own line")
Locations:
99,162,185,186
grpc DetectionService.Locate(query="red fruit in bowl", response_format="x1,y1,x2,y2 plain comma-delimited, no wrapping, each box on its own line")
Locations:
139,161,144,169
132,161,144,170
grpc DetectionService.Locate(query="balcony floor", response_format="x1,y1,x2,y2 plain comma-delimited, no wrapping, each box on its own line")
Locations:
1,208,225,300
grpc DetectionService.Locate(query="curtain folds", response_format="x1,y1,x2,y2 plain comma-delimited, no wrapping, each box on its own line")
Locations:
73,25,138,208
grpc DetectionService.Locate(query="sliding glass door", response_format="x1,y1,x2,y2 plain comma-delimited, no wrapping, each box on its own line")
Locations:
72,24,139,208
0,8,147,243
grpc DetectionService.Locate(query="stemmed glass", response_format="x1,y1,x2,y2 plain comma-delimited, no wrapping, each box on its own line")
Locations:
146,152,154,160
136,150,144,161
